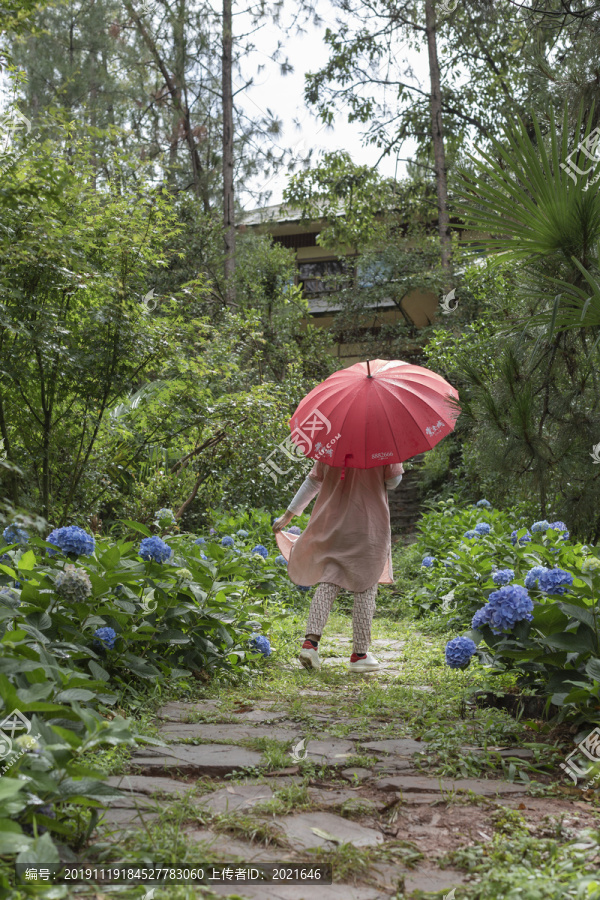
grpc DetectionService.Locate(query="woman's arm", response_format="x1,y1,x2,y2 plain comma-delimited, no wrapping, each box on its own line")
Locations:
384,462,404,491
272,475,321,533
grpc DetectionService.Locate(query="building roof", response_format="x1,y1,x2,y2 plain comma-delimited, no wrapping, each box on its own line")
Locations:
239,201,345,227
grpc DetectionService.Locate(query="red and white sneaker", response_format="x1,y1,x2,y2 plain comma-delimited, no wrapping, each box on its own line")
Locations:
299,640,321,671
349,651,380,673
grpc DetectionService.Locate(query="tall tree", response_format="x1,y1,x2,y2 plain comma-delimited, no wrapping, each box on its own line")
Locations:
222,0,236,302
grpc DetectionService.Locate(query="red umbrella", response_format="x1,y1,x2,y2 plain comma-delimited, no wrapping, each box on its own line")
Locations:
289,358,459,470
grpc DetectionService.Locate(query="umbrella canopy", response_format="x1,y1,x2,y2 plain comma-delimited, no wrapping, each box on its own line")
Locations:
289,358,459,469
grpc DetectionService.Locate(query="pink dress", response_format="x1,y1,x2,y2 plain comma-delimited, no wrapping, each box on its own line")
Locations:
275,460,404,592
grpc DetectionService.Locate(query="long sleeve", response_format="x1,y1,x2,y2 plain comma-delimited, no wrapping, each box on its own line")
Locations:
384,462,404,491
385,474,402,490
288,475,321,514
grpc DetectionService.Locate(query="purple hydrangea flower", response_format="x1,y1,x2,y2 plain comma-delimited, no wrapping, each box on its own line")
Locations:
524,566,548,590
492,568,515,586
510,529,532,546
531,520,550,533
249,634,271,657
252,544,269,558
139,536,173,564
46,526,95,557
471,607,489,630
483,585,534,634
93,626,117,650
285,526,302,535
3,525,29,545
445,636,477,668
538,568,573,595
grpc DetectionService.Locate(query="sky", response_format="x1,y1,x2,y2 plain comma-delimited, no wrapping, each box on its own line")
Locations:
234,0,430,211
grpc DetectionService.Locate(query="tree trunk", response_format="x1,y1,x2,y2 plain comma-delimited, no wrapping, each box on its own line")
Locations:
222,0,236,304
424,0,452,282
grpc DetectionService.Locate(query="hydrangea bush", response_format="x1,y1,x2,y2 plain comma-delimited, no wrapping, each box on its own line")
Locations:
403,496,600,725
0,508,299,869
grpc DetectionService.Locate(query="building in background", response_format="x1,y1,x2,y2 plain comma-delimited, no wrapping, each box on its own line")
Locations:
238,203,439,365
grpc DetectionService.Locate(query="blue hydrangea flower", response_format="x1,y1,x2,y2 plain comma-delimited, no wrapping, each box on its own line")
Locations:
3,525,29,545
275,555,287,565
200,552,207,560
46,526,95,557
492,568,515,586
524,566,548,589
285,526,302,535
298,585,311,591
252,544,269,558
510,529,532,546
0,552,11,564
139,536,173,564
249,634,271,657
531,520,550,533
483,585,534,634
236,529,249,538
474,522,491,535
195,537,206,545
548,521,570,540
443,552,460,567
93,626,117,650
471,607,489,630
476,499,492,508
464,530,479,540
445,636,477,668
538,568,573,595
209,528,217,535
221,536,235,547
421,556,435,568
155,508,175,524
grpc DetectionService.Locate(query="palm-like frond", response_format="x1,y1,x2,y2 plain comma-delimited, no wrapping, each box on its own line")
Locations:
454,104,600,264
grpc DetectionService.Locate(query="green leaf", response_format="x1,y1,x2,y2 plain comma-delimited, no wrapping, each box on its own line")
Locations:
18,550,36,571
55,689,96,703
16,832,59,865
121,520,152,537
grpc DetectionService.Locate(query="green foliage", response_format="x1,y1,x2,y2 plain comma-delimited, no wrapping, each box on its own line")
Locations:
406,496,600,726
0,511,297,871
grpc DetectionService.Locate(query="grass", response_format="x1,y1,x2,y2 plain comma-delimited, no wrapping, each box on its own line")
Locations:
70,589,600,900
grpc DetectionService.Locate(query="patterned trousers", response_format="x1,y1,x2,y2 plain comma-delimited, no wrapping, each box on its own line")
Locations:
305,581,378,654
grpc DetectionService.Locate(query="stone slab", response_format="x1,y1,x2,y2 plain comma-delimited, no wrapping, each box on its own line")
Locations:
396,792,445,805
197,784,274,814
101,806,159,829
131,744,264,776
375,774,529,796
305,739,355,766
341,768,372,783
232,708,289,723
275,811,383,850
159,723,298,744
106,775,196,797
361,738,426,756
157,700,220,721
402,866,467,894
185,828,283,863
307,788,365,809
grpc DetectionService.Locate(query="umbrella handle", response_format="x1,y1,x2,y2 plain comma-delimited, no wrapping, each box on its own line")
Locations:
340,453,354,480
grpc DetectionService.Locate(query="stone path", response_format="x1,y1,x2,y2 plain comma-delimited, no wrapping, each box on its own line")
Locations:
101,634,600,899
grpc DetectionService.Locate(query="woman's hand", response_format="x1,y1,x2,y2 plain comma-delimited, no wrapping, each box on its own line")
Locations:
272,510,294,533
